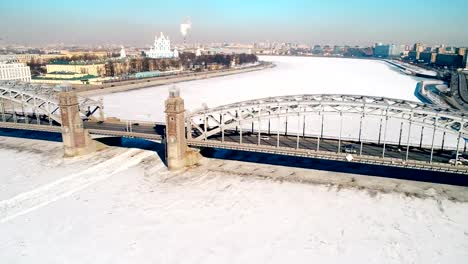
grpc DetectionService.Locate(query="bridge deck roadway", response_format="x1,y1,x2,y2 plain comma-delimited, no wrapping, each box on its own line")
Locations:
0,114,163,141
189,130,468,174
0,115,467,174
83,121,163,141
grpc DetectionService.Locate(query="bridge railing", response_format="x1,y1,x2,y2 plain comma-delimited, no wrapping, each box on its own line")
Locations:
116,119,165,127
203,127,463,151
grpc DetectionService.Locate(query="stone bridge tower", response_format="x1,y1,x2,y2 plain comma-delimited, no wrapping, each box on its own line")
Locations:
165,87,201,170
58,86,97,157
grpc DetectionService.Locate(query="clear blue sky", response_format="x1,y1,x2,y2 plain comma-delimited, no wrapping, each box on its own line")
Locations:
1,0,467,46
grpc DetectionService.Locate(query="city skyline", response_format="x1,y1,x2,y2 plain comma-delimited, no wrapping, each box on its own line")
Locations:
1,0,468,47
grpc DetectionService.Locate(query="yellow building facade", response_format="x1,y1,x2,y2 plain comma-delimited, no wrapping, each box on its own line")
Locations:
46,63,106,76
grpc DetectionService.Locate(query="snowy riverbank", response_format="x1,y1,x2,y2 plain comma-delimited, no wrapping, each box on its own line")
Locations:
1,136,468,263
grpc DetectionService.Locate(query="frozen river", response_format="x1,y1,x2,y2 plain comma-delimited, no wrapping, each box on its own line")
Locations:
99,56,461,149
1,136,468,263
1,57,468,263
101,56,422,122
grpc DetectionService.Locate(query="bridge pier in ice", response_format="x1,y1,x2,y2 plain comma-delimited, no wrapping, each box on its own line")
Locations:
164,87,201,170
58,87,100,157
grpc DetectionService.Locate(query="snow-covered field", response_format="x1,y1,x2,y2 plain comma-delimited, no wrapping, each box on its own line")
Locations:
1,136,468,263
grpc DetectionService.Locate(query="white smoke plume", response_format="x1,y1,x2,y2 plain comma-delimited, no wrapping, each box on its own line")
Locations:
180,18,192,37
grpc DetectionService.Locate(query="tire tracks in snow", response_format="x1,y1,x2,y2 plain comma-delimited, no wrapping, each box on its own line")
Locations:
0,149,154,223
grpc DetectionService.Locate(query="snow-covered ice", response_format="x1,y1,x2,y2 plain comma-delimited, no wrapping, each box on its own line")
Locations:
100,56,423,122
1,136,468,263
2,57,468,263
99,56,460,148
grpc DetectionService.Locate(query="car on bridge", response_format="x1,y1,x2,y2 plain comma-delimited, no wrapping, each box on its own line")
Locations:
449,153,468,165
449,158,464,166
343,144,357,154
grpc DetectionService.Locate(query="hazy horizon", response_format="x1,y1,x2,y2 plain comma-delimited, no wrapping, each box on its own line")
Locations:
1,0,468,47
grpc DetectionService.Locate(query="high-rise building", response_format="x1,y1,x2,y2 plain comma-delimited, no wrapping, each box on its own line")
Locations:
412,43,424,60
435,54,463,68
419,52,437,63
389,44,405,57
436,46,446,54
0,62,31,82
413,43,424,52
456,47,466,57
374,44,390,57
374,44,404,57
445,47,456,54
463,52,468,69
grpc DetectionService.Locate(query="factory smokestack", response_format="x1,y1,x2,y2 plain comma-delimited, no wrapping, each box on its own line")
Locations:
180,17,192,44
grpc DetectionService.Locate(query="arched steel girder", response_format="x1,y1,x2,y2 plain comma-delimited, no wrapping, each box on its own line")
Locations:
187,94,468,141
0,81,103,124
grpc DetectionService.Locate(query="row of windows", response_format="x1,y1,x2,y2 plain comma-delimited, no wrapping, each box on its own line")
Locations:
0,65,29,69
0,67,31,81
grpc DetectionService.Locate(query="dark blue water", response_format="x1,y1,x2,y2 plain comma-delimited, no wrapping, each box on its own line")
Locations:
200,148,468,187
1,128,467,187
0,128,62,142
414,82,433,104
0,128,166,163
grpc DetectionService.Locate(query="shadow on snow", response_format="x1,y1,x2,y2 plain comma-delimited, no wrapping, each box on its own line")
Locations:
200,148,468,187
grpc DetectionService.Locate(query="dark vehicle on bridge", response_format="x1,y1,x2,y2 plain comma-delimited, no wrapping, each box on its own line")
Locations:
343,144,357,154
387,145,402,152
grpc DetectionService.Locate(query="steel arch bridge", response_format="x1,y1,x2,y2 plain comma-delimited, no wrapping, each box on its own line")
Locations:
0,81,103,124
186,94,468,168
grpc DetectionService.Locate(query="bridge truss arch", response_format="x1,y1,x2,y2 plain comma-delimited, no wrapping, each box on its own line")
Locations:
0,81,103,124
187,94,468,168
188,94,467,140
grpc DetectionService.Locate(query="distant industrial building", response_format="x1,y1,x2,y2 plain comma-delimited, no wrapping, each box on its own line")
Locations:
31,61,108,84
31,72,105,85
418,52,437,63
206,47,252,55
0,62,31,82
146,32,179,59
46,61,106,77
413,43,424,52
374,44,389,57
435,54,463,68
445,47,456,54
312,45,323,54
463,52,468,69
456,47,466,57
0,53,66,64
456,48,467,68
409,43,425,60
374,44,405,58
332,46,344,55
